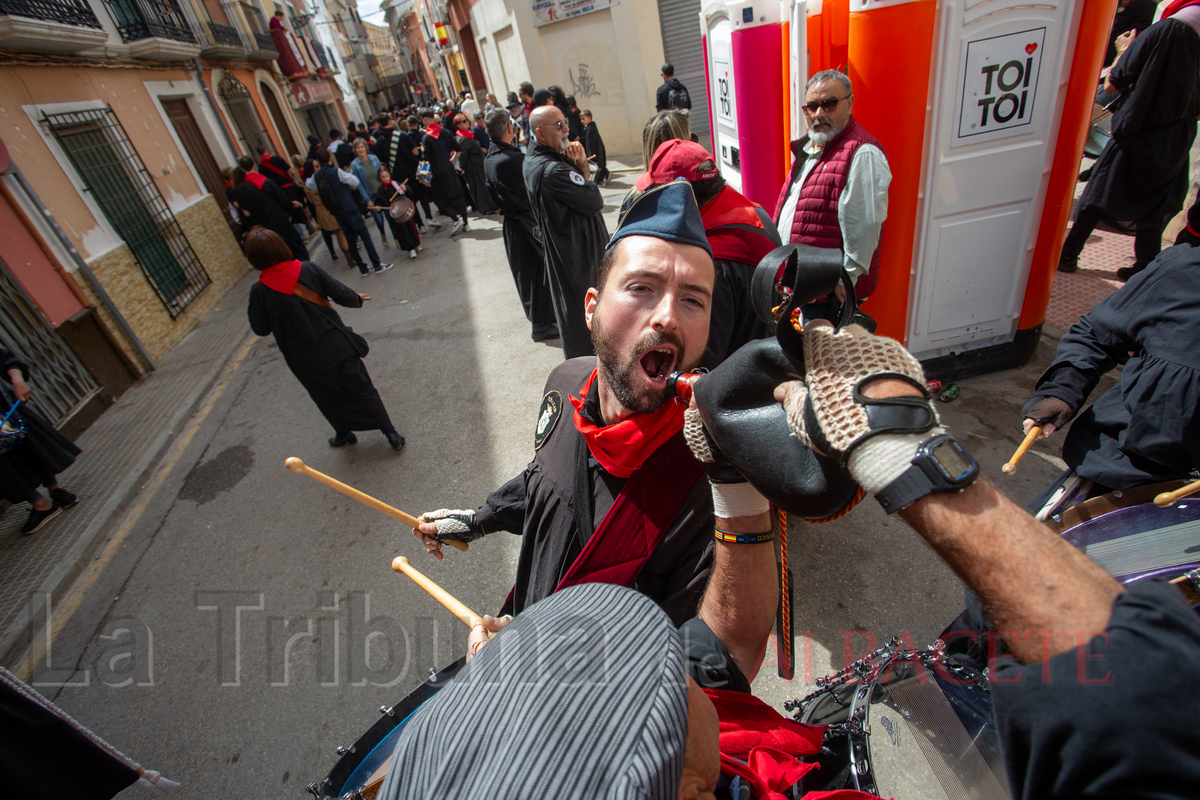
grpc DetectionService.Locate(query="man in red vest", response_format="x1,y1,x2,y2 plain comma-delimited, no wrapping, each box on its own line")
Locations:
635,139,779,368
412,180,774,625
773,69,891,322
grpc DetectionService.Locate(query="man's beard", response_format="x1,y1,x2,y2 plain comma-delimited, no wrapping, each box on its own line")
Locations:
591,317,687,415
809,118,846,145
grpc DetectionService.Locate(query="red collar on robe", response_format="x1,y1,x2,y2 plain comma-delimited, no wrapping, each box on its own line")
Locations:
1164,0,1200,17
702,186,778,266
569,368,684,478
455,129,474,139
242,171,267,190
425,122,442,139
257,259,302,294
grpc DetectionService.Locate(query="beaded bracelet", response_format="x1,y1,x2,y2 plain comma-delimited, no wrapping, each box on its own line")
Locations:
714,529,775,544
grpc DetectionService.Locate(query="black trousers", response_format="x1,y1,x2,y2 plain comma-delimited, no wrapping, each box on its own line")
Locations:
1062,205,1164,268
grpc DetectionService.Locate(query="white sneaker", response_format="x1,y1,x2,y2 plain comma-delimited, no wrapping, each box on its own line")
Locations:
408,250,417,259
360,270,372,278
417,245,423,251
375,263,394,273
450,219,466,236
427,220,443,229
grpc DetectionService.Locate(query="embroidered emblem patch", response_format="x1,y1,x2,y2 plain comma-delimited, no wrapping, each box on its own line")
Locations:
569,170,585,185
534,390,562,450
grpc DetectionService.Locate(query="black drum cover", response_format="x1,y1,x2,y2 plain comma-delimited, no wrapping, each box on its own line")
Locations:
693,338,860,519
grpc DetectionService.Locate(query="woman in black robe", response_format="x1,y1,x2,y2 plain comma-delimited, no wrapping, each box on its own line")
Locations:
245,228,404,451
0,348,80,535
233,168,311,261
452,113,497,215
419,112,468,233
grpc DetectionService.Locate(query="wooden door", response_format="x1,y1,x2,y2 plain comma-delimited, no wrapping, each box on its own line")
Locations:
163,98,233,227
261,83,300,159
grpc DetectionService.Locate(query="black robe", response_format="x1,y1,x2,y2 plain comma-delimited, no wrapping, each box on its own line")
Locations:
0,349,80,504
1023,244,1200,489
582,121,608,183
486,141,555,328
247,263,392,433
455,134,496,214
523,144,608,358
475,358,714,625
422,130,467,219
1079,17,1200,231
233,178,310,261
371,183,420,251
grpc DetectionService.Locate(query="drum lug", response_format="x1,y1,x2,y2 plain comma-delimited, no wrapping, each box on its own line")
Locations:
305,781,321,798
380,704,395,716
336,744,356,756
428,666,438,683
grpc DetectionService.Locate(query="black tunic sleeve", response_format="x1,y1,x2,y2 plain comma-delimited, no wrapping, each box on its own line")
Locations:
476,470,528,535
263,179,293,211
247,284,272,336
0,349,28,383
541,161,604,215
305,263,362,310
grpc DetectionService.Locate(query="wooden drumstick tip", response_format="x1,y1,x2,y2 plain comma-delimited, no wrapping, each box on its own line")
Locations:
1155,479,1200,507
1002,426,1042,476
285,457,305,473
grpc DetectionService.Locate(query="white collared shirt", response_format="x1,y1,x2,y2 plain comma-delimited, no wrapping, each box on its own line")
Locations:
777,138,891,280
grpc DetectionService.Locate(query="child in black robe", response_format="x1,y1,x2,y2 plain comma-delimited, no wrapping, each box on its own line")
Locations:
369,168,422,259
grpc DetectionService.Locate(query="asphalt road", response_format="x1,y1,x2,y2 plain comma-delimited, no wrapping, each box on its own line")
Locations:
34,169,1083,798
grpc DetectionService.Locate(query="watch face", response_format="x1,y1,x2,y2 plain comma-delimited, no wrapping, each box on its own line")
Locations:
932,440,974,481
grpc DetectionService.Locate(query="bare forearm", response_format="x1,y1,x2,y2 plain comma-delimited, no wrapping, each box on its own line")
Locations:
698,511,777,682
899,480,1120,662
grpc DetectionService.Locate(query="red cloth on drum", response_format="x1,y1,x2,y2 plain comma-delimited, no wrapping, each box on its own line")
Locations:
704,688,824,759
258,259,302,294
569,368,685,478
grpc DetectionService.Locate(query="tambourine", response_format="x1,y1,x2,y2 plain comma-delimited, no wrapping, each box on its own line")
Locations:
388,197,415,223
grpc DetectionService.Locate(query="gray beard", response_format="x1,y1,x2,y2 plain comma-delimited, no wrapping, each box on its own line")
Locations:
808,120,845,145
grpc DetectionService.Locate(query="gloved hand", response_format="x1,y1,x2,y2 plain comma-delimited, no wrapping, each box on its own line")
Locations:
417,508,484,542
684,407,769,519
778,323,943,495
1023,396,1073,438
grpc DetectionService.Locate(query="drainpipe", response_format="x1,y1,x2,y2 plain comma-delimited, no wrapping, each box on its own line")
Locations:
194,58,240,158
8,163,156,371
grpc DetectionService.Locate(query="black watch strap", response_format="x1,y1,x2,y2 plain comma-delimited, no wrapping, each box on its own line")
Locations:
876,464,937,514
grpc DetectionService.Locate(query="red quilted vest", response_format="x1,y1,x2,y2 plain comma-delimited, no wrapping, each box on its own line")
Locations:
772,117,886,300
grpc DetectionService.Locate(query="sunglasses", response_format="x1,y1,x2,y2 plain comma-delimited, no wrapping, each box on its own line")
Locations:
801,95,850,115
537,120,567,131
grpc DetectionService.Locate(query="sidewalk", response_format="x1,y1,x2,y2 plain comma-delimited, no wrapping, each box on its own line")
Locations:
0,267,259,666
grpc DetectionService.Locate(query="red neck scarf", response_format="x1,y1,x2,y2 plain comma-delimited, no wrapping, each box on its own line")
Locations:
455,128,474,139
569,368,685,478
425,122,442,139
242,171,267,190
257,259,302,294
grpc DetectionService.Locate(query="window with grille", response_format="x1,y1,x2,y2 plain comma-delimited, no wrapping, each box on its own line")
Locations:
43,107,211,319
218,72,272,155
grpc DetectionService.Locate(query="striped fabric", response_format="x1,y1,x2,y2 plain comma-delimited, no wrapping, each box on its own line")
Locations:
378,583,689,798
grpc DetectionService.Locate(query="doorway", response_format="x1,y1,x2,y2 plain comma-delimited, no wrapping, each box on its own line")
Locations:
162,97,234,228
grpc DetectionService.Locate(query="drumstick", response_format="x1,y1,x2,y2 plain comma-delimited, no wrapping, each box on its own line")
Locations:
1155,478,1200,507
393,556,480,627
285,457,468,551
1002,426,1042,474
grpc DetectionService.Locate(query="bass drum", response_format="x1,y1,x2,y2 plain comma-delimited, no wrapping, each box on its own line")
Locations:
793,644,1011,799
308,658,465,799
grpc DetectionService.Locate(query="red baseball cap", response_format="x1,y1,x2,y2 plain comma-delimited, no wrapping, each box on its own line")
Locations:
635,139,720,191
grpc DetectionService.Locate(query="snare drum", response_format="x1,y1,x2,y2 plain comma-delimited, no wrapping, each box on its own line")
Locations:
388,197,415,223
308,658,465,800
790,640,1011,799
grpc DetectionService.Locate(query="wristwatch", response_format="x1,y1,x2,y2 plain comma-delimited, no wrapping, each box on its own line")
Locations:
875,434,979,514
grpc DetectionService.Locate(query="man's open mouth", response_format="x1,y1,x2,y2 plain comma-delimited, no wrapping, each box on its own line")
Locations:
639,347,677,383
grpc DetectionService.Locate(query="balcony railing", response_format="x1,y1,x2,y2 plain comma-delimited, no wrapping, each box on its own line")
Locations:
102,0,197,42
251,29,271,49
206,19,238,45
0,0,102,27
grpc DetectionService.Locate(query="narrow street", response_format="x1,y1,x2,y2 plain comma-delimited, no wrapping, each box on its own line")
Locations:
19,170,1079,798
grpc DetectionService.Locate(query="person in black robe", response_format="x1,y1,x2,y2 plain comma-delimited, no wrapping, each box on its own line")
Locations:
244,228,404,451
373,120,431,234
1059,9,1200,280
484,110,558,342
523,105,608,359
368,168,421,257
1022,242,1200,510
0,348,80,535
232,164,310,261
256,146,308,232
1106,0,1157,64
452,113,497,215
580,110,608,185
419,111,468,234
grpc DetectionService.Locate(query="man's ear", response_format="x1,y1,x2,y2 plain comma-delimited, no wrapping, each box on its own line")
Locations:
584,287,599,330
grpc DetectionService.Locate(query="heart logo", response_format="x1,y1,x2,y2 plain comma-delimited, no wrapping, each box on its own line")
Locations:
1025,42,1038,55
